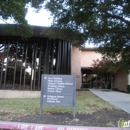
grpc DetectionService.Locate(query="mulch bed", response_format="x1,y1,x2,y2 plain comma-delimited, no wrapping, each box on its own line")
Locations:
11,108,130,127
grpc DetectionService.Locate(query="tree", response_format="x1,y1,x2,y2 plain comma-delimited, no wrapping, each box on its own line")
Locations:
45,0,130,68
0,0,44,37
91,58,120,89
41,27,86,46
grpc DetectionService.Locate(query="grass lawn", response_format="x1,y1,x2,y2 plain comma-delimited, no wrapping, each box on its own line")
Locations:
0,91,118,121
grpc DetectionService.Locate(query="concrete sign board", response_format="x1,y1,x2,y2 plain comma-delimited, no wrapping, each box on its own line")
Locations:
40,74,76,118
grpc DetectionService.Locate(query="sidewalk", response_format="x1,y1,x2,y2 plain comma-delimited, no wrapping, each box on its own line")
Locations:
89,89,130,114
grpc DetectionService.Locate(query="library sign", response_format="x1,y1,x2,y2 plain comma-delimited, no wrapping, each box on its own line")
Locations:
40,74,76,118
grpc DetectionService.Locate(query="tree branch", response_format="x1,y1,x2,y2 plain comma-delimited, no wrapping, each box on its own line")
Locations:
106,12,130,26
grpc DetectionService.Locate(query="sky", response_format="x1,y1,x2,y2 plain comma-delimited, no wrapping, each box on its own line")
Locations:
25,5,53,27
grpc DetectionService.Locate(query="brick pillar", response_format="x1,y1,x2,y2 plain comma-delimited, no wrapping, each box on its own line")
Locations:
71,46,81,89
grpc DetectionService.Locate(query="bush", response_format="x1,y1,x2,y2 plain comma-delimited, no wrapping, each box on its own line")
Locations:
127,85,130,93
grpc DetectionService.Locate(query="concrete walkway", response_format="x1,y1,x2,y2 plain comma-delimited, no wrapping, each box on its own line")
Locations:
89,89,130,114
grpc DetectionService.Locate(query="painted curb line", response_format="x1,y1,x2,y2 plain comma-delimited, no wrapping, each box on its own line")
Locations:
0,121,128,130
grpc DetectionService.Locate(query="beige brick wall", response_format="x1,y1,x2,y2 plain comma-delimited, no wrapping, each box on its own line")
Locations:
113,69,128,92
71,47,128,92
71,46,81,89
81,50,102,67
71,48,103,89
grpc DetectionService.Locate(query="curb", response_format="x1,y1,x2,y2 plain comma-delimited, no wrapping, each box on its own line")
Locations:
0,121,128,130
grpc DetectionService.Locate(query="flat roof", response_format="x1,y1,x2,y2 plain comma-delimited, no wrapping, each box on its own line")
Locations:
0,24,86,45
0,24,49,37
81,48,98,51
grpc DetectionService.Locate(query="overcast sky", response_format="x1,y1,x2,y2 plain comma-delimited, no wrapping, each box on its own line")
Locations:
25,5,53,27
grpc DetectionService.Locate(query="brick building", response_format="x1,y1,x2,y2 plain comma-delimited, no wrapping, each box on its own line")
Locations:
72,46,129,92
0,25,129,98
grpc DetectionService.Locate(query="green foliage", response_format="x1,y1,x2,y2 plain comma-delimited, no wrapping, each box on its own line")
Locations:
0,0,43,23
0,0,44,37
41,27,86,46
45,0,130,68
127,85,130,93
0,0,85,41
0,24,34,37
91,58,120,74
91,58,120,89
97,46,130,72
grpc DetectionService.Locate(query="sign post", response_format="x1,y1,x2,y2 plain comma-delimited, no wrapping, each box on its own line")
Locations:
40,74,76,118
